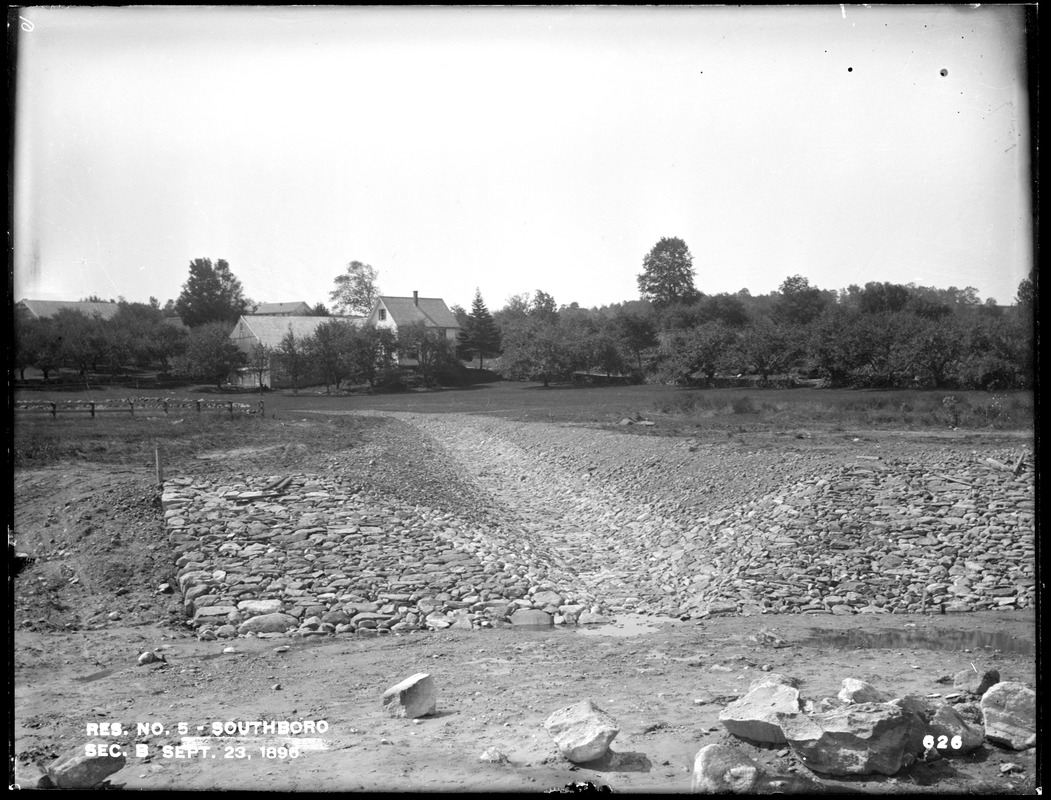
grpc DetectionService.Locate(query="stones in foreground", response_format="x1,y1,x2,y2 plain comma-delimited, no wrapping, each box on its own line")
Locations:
718,682,803,744
954,667,1000,696
981,681,1037,750
46,741,126,788
544,699,620,763
691,743,819,794
777,702,912,776
381,673,436,719
837,678,888,704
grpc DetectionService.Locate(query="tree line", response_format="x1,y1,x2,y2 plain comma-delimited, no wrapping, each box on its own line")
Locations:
484,238,1034,391
14,244,1034,392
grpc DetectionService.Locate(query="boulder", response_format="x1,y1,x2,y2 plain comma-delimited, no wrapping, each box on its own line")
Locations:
237,613,298,635
929,704,985,755
544,699,620,763
510,609,553,627
690,743,762,793
381,673,436,719
719,683,803,744
532,590,564,608
888,696,935,755
837,678,888,704
778,702,912,776
981,682,1036,750
46,741,126,788
691,743,822,794
954,667,1000,696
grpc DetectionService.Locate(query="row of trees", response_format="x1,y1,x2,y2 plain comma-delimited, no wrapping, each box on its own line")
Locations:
14,300,186,381
477,237,1033,391
15,243,1032,392
260,320,460,394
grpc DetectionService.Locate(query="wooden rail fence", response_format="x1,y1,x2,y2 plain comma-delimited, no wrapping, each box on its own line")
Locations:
15,398,264,418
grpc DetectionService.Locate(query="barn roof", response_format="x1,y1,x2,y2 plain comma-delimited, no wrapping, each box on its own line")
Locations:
16,299,121,320
250,301,313,315
377,296,461,329
231,315,364,349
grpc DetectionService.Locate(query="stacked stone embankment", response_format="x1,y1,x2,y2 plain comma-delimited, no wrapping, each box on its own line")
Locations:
163,477,601,639
162,412,1034,638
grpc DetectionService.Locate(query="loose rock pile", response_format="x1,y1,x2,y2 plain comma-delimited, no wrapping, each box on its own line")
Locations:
160,412,1034,637
699,671,1036,790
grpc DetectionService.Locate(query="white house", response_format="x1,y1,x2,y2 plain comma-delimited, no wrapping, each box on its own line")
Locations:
365,292,461,364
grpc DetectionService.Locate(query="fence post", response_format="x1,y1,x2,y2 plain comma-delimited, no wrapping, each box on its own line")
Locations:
196,400,202,414
50,402,56,418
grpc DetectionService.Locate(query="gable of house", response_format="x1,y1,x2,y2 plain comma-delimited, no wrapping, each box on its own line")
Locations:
368,296,461,332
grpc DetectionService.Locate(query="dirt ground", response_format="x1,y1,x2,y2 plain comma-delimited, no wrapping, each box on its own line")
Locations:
9,409,1039,794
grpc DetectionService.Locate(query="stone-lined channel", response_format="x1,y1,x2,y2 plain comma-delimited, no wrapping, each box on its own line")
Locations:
162,413,1034,639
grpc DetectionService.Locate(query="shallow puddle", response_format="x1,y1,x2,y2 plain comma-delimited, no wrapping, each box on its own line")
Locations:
576,614,679,638
803,627,1034,656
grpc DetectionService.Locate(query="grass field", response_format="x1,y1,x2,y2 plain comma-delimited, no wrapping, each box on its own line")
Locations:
13,380,1033,468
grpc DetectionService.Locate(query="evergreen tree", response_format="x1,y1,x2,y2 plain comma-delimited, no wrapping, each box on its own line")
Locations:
458,289,503,369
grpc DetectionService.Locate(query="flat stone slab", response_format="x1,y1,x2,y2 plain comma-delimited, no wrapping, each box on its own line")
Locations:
382,673,436,719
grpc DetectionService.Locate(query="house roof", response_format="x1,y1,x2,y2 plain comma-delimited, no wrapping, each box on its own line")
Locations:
16,299,121,320
377,296,461,329
231,315,364,349
251,301,313,315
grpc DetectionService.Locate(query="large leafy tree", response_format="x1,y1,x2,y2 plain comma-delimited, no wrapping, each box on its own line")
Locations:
344,324,397,388
658,321,735,385
614,311,658,374
637,237,700,308
306,319,355,393
175,258,250,327
1015,268,1035,311
736,317,799,385
14,314,58,380
499,317,573,387
330,260,380,315
774,275,832,326
51,309,105,376
184,322,246,387
399,322,457,386
247,342,272,392
276,328,306,395
457,290,503,369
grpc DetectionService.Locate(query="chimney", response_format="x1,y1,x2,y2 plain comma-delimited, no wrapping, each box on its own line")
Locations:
413,291,418,307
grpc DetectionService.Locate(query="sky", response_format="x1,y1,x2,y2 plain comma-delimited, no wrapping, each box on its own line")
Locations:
12,5,1034,314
